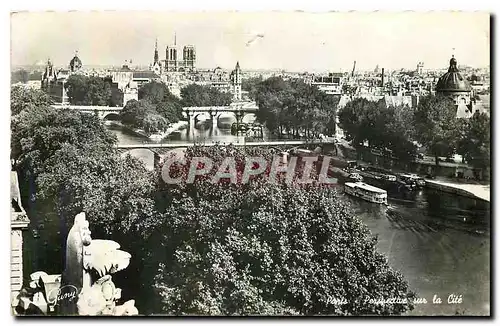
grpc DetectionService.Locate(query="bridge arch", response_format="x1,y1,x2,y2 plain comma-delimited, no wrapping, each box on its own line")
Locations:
241,113,257,124
103,113,121,121
119,147,187,171
193,112,211,122
216,112,237,128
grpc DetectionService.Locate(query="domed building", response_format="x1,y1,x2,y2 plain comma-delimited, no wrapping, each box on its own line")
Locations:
436,55,474,118
69,52,83,72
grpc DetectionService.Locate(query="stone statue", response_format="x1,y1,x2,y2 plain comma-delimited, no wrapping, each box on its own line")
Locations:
59,212,92,315
15,212,138,316
58,212,137,316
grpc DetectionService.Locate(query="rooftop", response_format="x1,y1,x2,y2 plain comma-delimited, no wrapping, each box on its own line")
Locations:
436,56,472,93
132,71,160,79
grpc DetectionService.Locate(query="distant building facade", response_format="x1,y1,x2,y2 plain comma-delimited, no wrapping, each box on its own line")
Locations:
41,52,85,103
150,35,197,73
310,73,344,95
41,59,69,104
230,62,242,101
11,171,29,309
416,62,424,75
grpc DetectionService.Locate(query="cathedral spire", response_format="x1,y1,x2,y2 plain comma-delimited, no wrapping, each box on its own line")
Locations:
154,38,159,64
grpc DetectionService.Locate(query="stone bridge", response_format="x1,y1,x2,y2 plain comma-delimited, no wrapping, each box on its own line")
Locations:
51,104,122,120
116,139,336,170
182,101,259,128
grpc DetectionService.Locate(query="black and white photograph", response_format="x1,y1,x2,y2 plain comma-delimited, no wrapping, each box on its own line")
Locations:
9,10,491,316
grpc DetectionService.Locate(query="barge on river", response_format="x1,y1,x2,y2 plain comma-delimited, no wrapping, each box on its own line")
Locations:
344,182,388,204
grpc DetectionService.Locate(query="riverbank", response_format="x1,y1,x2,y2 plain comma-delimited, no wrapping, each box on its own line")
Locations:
424,179,490,202
327,155,490,202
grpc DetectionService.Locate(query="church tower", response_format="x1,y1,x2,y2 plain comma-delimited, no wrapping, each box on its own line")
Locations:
230,61,242,102
42,58,56,90
151,38,161,75
165,33,178,72
153,38,159,65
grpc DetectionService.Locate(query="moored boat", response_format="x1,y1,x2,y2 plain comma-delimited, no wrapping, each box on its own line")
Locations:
348,172,363,182
398,173,425,189
344,182,388,204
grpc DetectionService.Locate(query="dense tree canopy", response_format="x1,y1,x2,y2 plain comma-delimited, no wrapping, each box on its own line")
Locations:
456,112,490,169
37,142,157,235
338,98,418,162
180,84,233,107
119,99,170,134
150,145,416,315
413,95,460,164
11,105,116,174
11,85,53,116
255,77,338,139
242,76,263,100
138,81,184,124
65,75,112,106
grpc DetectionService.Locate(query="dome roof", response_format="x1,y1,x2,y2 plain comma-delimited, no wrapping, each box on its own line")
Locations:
69,54,82,71
436,56,471,93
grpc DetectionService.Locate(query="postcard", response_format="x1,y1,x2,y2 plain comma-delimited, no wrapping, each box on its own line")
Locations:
10,11,490,316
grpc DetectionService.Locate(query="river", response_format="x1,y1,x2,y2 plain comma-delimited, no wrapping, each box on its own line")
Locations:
23,121,490,316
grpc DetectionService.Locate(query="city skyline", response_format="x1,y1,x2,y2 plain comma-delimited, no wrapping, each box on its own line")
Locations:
11,11,490,72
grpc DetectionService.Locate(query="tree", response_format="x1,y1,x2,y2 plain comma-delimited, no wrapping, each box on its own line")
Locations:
65,75,112,106
338,98,377,145
139,81,172,105
37,143,157,236
255,77,338,139
151,145,416,315
207,86,233,106
143,114,170,134
413,95,459,165
156,101,183,124
119,99,157,129
457,112,490,170
180,84,232,107
242,76,263,100
11,85,52,115
11,105,116,174
139,81,184,123
338,98,417,162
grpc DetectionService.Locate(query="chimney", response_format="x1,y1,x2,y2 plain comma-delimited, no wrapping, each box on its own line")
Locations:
381,68,385,87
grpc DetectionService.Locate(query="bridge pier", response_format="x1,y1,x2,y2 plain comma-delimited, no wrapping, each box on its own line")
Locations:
187,111,195,126
210,111,218,130
153,151,162,170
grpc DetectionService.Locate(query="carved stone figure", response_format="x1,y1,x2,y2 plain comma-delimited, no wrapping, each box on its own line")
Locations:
59,212,92,315
16,212,138,316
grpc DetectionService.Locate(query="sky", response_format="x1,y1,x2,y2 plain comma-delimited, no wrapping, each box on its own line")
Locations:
10,11,490,72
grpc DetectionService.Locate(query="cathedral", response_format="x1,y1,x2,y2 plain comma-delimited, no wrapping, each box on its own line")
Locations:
150,35,196,74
